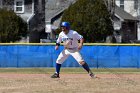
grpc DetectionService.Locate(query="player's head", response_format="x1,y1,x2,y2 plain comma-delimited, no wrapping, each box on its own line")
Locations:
61,22,70,30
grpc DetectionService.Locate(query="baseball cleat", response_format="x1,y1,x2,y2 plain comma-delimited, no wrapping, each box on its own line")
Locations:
89,73,99,78
51,73,60,78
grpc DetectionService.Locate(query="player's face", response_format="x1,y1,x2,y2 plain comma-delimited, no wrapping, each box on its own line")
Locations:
61,26,69,34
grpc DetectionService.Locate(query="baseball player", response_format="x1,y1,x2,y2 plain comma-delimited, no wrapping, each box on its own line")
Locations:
51,22,96,78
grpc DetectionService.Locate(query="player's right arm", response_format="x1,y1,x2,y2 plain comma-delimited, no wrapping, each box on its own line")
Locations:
55,34,62,50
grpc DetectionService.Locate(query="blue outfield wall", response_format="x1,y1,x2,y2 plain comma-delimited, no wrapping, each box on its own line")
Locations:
0,43,140,68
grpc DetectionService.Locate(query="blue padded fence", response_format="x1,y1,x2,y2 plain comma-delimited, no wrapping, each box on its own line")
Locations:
0,44,140,68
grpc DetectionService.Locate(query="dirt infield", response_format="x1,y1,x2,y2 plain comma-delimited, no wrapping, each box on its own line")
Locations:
0,73,140,93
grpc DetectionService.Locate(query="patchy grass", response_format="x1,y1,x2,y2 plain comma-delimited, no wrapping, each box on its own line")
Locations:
0,68,139,74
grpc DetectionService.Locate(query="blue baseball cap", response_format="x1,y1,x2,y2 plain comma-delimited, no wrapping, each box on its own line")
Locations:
61,22,70,28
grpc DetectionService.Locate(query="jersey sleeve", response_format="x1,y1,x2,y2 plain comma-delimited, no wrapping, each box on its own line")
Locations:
73,31,83,40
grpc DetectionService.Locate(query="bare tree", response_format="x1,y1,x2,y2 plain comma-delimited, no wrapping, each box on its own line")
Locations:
104,0,115,18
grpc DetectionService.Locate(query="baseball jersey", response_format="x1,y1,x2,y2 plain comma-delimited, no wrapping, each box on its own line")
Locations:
56,30,83,49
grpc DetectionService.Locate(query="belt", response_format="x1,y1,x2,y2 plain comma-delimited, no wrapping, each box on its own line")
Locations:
65,47,77,50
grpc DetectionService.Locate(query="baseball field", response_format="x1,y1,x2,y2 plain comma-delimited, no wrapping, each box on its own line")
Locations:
0,68,140,93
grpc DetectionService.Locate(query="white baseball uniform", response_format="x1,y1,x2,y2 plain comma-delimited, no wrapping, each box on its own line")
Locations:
56,30,84,64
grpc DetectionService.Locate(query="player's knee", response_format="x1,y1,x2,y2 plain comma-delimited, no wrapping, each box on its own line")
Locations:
79,61,85,65
56,60,63,64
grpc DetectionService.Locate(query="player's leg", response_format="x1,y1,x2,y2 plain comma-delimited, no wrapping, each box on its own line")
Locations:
51,49,69,78
79,61,95,77
71,51,95,78
79,61,91,73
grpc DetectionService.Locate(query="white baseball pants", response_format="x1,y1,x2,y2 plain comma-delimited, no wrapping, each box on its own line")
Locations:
56,49,84,64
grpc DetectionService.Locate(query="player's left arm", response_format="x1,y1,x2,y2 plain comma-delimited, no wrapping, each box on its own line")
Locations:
78,38,84,50
74,31,84,50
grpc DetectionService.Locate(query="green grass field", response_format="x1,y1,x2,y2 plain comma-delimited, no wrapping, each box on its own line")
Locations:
0,68,139,74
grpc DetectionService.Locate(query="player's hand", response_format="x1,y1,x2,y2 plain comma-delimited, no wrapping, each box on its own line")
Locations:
55,45,59,50
78,43,83,50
